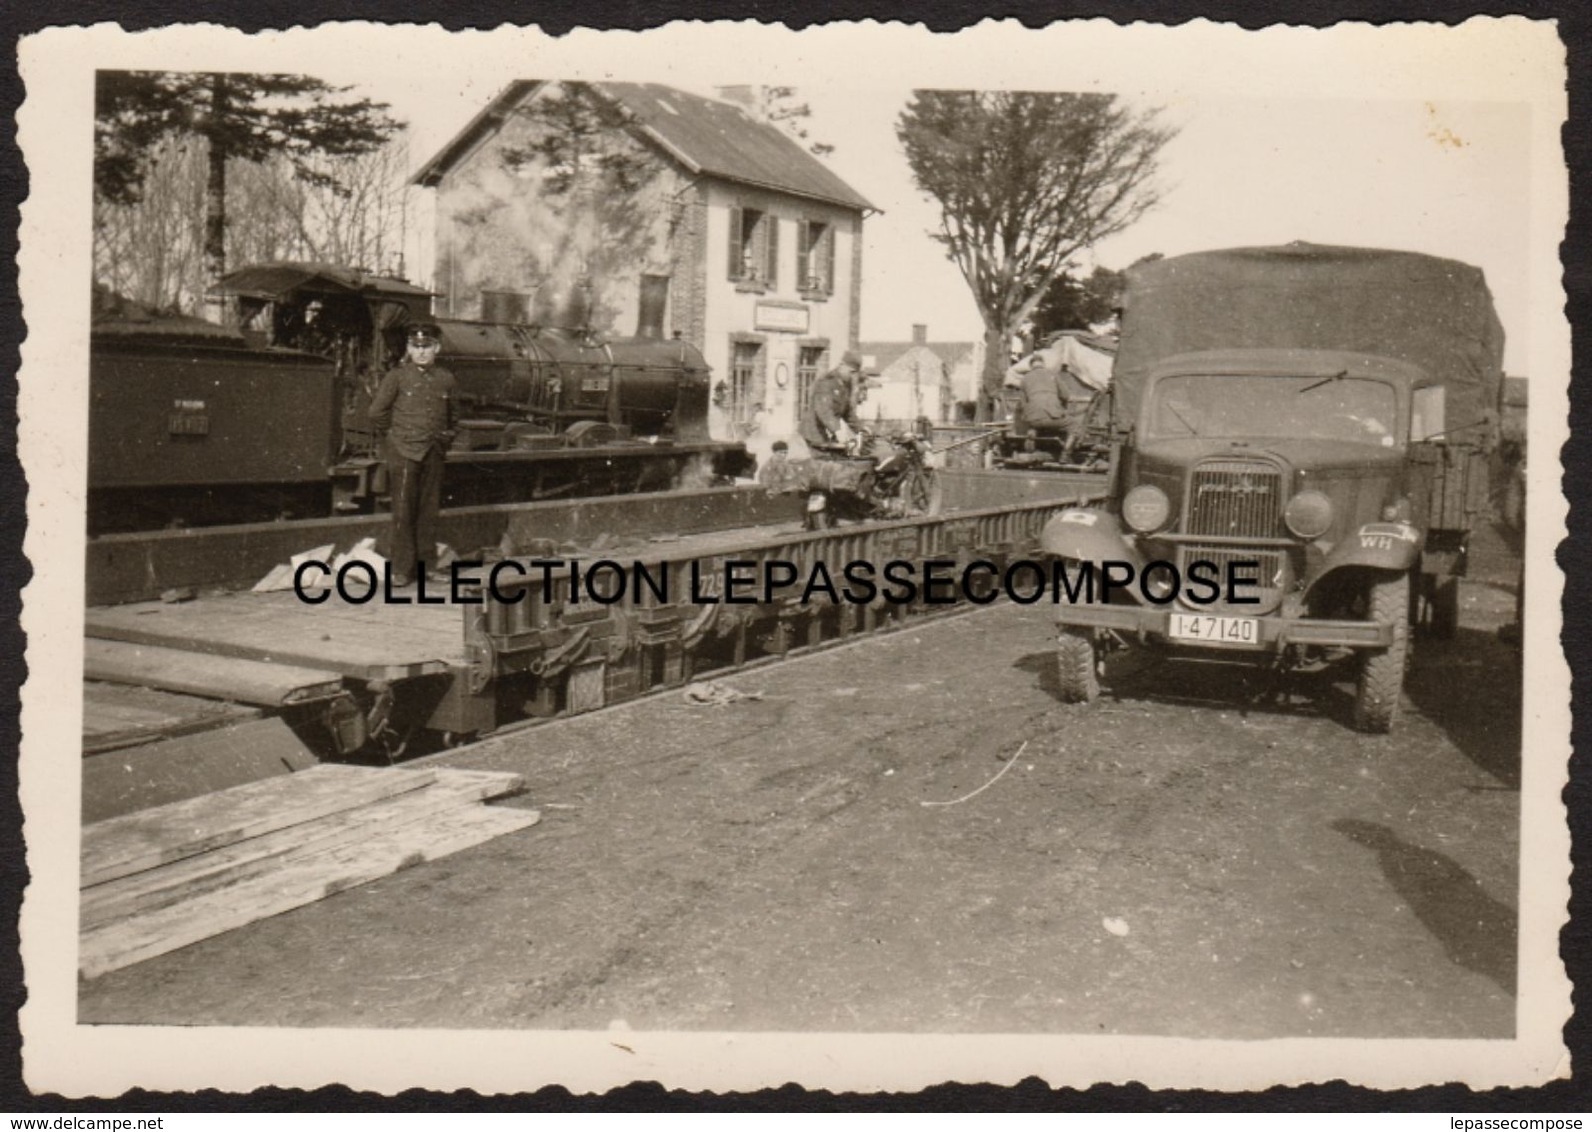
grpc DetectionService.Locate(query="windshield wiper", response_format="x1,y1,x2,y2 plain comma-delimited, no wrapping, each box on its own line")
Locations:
1297,369,1349,395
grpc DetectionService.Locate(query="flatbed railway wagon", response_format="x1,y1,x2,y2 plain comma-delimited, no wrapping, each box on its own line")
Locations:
88,263,752,534
83,487,1103,770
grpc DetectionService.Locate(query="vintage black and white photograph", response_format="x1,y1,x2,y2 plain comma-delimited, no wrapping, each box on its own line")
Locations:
16,18,1571,1095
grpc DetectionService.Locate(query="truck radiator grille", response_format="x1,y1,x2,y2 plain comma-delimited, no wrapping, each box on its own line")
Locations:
1176,546,1286,615
1186,460,1283,537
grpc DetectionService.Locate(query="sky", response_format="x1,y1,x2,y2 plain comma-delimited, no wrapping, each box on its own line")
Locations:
360,80,1534,374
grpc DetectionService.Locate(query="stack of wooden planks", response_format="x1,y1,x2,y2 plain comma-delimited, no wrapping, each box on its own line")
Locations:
80,763,539,979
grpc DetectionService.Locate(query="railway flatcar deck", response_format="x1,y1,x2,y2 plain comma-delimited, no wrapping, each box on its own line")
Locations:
84,518,810,681
83,682,262,755
87,589,469,681
81,475,1109,817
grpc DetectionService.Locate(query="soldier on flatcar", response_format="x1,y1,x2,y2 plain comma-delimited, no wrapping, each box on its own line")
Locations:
800,350,864,457
369,322,457,587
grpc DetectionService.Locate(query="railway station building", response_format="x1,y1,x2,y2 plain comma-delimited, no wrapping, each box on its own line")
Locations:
412,80,875,445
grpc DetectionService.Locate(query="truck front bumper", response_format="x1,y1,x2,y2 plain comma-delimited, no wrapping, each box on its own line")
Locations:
1054,604,1395,652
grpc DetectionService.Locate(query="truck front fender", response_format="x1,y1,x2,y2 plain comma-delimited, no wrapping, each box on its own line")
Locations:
1041,510,1146,575
1304,521,1423,598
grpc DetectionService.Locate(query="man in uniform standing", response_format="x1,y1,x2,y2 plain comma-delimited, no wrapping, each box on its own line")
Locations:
369,321,457,587
800,350,865,457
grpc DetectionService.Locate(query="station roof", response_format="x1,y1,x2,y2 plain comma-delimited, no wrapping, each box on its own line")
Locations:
412,80,875,213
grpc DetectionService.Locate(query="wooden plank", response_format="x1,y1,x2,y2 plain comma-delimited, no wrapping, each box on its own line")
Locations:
82,682,254,731
82,716,318,825
81,764,437,887
85,639,344,707
80,803,542,978
428,768,526,802
79,769,525,933
85,602,452,677
85,601,460,679
82,697,194,733
82,683,261,754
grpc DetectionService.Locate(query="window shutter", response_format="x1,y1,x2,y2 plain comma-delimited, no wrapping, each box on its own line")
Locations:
727,206,743,279
763,216,779,287
796,219,810,288
822,225,836,294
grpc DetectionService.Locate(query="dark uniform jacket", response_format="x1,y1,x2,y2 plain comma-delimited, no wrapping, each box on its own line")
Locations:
1018,365,1072,427
800,370,861,451
369,361,458,461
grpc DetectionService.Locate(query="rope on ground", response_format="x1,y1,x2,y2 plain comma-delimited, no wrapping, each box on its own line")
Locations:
920,740,1029,808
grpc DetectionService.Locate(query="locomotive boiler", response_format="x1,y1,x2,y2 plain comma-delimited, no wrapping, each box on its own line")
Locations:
88,263,751,534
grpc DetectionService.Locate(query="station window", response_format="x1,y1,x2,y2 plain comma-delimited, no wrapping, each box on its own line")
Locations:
729,340,764,426
728,206,778,287
797,345,826,415
797,220,835,296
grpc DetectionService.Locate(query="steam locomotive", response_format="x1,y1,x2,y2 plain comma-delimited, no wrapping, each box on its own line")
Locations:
88,263,752,534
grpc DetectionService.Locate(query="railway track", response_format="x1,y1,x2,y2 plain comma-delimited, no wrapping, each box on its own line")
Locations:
81,470,1107,819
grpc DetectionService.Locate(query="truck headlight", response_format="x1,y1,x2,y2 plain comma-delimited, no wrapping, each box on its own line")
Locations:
1284,490,1333,539
1122,484,1170,532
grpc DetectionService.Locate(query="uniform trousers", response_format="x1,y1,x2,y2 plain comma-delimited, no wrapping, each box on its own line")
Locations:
388,445,446,579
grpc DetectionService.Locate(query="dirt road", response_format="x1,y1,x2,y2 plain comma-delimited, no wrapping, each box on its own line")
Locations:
80,524,1523,1039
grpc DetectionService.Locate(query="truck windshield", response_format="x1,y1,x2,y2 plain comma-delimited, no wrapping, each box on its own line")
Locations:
1146,373,1399,445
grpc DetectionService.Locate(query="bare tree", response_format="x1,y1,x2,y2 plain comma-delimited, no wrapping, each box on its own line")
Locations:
94,133,414,314
93,137,208,312
897,91,1175,418
96,71,401,318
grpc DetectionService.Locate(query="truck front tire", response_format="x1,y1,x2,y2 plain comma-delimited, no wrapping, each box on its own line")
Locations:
1055,629,1101,703
1354,572,1411,733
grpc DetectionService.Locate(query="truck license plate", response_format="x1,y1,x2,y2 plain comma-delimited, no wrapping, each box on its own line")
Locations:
1168,613,1259,645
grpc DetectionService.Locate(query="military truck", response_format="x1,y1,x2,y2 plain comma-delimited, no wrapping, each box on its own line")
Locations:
1040,243,1505,731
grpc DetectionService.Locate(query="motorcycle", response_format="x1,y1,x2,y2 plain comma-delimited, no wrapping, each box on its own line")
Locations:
799,430,944,530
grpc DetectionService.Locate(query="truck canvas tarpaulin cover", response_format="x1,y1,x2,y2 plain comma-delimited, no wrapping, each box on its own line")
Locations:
1112,242,1505,439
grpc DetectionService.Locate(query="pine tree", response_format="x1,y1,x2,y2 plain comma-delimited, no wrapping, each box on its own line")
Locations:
1031,265,1128,340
